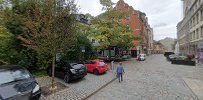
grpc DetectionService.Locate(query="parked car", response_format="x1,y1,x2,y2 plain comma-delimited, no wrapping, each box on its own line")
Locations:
0,65,41,100
171,56,196,66
164,52,175,57
136,54,146,61
122,55,131,61
83,59,109,75
168,54,177,61
47,61,87,83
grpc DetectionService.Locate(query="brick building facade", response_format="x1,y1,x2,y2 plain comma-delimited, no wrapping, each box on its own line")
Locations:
114,0,154,57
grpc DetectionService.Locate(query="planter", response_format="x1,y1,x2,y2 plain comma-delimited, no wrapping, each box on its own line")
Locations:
171,60,196,66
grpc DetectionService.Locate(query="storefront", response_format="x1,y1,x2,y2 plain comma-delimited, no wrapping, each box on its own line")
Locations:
198,42,203,63
131,46,140,58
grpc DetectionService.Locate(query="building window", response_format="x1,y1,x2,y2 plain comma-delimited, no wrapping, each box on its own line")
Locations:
191,20,193,27
197,13,199,24
196,29,199,39
195,3,197,10
190,33,192,40
201,26,203,37
193,17,195,26
201,9,203,21
193,31,195,40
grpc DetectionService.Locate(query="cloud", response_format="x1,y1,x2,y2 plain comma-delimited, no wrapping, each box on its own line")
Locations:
77,0,103,16
153,23,167,28
77,0,183,41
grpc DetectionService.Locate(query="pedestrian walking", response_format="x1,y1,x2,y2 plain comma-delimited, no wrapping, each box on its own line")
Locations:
116,62,125,83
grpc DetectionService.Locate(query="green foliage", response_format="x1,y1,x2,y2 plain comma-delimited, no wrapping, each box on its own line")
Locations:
32,70,47,77
1,0,79,88
135,36,142,41
0,25,19,65
36,52,51,70
88,12,135,50
100,0,114,11
18,48,37,69
88,0,141,51
63,30,96,61
1,0,78,72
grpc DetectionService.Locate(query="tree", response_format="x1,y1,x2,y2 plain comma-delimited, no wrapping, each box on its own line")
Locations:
3,0,77,89
0,26,17,65
83,0,137,52
95,0,141,51
99,0,114,11
0,3,20,65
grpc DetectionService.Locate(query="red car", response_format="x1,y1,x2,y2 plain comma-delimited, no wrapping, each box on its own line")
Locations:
84,59,109,75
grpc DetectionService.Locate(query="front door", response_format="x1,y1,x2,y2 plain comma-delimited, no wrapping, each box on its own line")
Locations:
131,50,137,58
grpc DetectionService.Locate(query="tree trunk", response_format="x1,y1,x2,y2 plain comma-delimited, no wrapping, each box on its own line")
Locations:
51,55,56,89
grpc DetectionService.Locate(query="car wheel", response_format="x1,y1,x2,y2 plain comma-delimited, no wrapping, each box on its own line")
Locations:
64,74,71,83
93,69,99,75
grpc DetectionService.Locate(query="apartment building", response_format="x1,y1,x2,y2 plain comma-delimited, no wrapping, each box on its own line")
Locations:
153,42,167,54
177,0,203,55
114,0,154,57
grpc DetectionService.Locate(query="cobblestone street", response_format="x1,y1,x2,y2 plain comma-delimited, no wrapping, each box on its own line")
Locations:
89,54,203,100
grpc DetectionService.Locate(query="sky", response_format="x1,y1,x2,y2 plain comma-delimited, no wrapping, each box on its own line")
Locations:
76,0,183,41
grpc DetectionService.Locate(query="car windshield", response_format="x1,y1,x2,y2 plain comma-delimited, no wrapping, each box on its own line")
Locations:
140,54,145,57
99,62,105,66
169,55,175,57
71,64,83,69
0,69,31,85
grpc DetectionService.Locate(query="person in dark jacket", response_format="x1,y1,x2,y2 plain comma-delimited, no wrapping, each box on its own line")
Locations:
116,62,125,83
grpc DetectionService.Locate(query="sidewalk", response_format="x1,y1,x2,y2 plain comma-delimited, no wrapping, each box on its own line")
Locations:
196,62,203,68
36,70,116,100
184,78,203,100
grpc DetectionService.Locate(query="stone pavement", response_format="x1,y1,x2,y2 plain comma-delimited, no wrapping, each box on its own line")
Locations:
89,54,202,100
184,78,203,100
36,70,116,100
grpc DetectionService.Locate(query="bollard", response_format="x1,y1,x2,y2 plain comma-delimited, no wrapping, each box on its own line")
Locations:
111,61,114,70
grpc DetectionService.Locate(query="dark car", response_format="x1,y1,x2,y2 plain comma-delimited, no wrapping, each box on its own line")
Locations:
168,54,177,61
164,52,175,57
47,61,87,83
0,65,41,100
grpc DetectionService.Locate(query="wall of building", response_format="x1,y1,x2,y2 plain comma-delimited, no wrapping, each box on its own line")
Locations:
177,0,203,56
114,0,154,55
153,42,166,54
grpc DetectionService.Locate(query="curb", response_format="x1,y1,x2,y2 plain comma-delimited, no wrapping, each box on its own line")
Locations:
181,78,199,100
82,77,117,100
